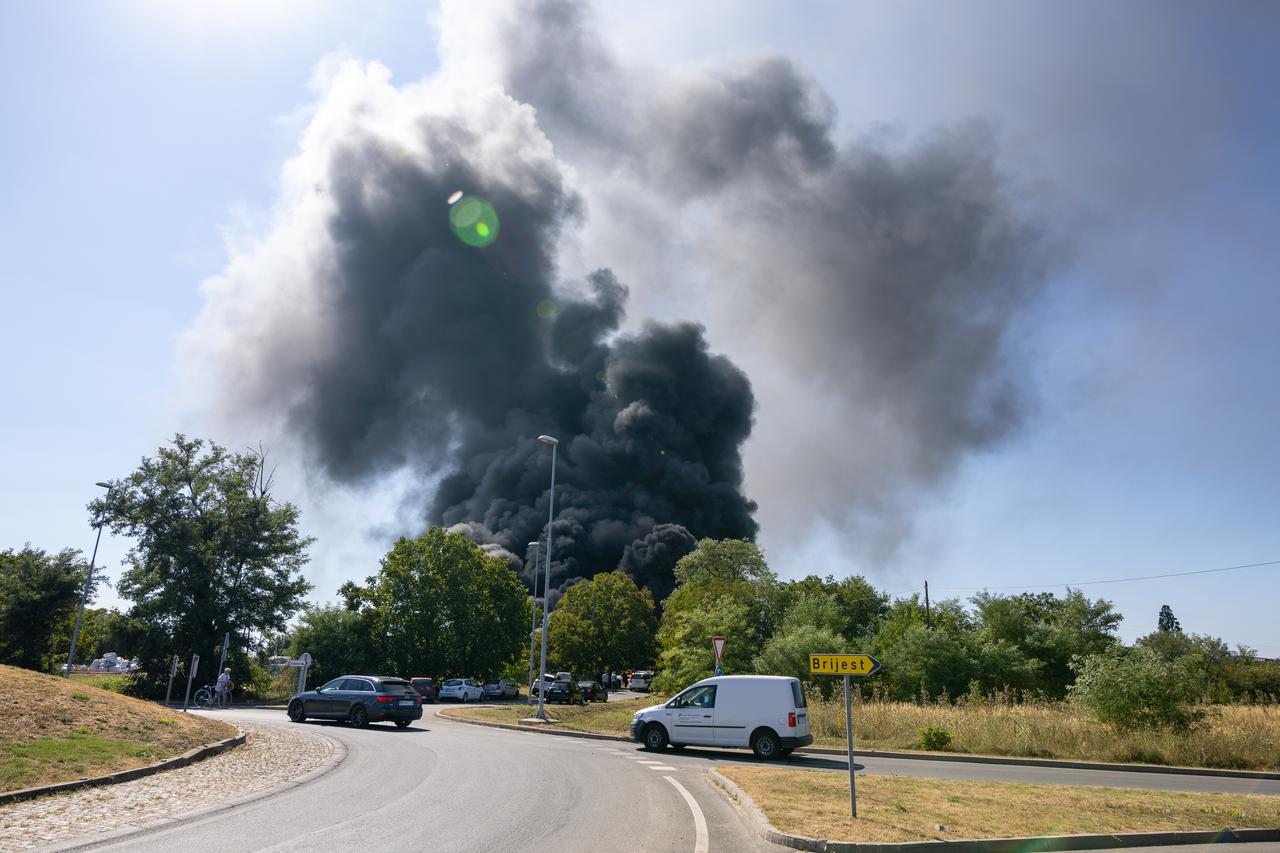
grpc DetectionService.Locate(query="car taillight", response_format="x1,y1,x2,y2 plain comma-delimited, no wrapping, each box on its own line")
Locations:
376,695,396,703
788,711,797,728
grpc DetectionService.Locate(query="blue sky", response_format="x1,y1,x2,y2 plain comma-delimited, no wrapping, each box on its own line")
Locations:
2,1,1276,653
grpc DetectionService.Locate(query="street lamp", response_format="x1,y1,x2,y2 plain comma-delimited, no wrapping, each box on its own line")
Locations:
526,540,540,706
66,481,112,677
535,434,558,720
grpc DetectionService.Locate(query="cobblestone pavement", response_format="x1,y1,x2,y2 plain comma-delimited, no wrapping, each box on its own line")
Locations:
0,721,342,851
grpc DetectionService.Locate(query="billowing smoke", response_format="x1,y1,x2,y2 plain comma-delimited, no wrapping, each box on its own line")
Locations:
182,58,756,600
183,0,1059,599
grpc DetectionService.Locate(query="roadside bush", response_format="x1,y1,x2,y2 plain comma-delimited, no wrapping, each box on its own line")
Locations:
919,724,953,751
1069,647,1207,732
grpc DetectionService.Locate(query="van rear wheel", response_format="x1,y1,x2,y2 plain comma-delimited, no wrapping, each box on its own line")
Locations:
751,729,781,760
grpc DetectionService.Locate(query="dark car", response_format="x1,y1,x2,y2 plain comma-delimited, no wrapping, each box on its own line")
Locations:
545,677,584,705
410,677,437,703
578,680,608,702
287,675,423,728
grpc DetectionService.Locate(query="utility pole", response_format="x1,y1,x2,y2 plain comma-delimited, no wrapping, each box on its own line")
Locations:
924,580,931,628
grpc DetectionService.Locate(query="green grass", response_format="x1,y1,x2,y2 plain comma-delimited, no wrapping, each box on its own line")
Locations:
719,765,1280,843
803,692,1280,771
67,674,135,694
442,696,663,734
0,734,159,791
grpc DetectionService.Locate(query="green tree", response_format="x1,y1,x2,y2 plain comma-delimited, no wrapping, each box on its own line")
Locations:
288,604,377,686
1069,647,1205,731
93,435,313,688
880,625,976,700
548,571,657,678
344,528,528,680
780,575,888,641
1157,604,1181,633
0,545,91,671
654,594,754,693
971,588,1121,697
753,623,849,695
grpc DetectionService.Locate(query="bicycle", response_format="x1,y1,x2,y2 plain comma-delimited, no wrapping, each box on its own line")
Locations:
192,684,231,709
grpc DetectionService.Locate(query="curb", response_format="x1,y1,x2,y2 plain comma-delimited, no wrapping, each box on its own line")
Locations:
796,746,1280,782
0,727,248,806
434,712,1279,781
436,709,632,743
42,724,349,853
706,768,1280,853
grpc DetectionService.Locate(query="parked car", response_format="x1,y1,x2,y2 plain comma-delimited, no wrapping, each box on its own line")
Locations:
545,673,583,705
439,678,484,702
629,675,811,759
630,670,655,691
287,675,422,728
482,678,519,699
579,680,608,702
529,673,557,699
410,677,437,703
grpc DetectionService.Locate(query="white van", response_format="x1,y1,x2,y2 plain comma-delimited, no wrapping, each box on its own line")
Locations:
629,675,811,759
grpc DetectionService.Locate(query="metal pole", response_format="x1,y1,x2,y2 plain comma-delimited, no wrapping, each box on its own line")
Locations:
65,523,104,677
845,674,856,817
164,656,178,707
183,654,199,712
536,441,556,720
217,631,230,676
526,542,540,705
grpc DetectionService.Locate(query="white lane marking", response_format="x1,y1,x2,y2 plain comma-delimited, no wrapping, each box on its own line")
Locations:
665,775,709,853
648,765,677,771
637,760,665,764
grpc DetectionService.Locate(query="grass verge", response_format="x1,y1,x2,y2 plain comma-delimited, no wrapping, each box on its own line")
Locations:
718,765,1280,843
440,696,661,735
0,664,236,792
443,691,1280,772
805,694,1280,771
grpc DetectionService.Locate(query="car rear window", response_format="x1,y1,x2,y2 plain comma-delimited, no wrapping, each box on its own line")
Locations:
380,681,414,695
412,678,433,686
790,679,806,708
444,679,461,686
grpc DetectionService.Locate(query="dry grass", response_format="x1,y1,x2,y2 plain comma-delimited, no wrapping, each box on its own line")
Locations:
442,696,663,734
804,692,1280,771
719,765,1280,843
0,664,235,792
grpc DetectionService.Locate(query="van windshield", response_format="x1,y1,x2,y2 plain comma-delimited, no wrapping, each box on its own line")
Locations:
790,680,806,708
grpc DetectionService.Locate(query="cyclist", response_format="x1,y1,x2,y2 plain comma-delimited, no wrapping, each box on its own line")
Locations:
214,667,233,707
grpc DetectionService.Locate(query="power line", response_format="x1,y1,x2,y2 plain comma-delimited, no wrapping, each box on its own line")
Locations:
922,559,1280,593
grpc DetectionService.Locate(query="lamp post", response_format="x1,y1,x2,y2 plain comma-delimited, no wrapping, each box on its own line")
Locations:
526,540,540,705
66,481,112,677
535,435,558,720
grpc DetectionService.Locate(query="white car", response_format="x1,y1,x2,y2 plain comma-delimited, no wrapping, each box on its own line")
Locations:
630,675,812,759
630,670,654,691
482,678,519,699
439,678,483,702
529,673,557,699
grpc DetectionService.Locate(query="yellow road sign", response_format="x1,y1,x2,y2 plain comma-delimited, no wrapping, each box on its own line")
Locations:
809,653,880,676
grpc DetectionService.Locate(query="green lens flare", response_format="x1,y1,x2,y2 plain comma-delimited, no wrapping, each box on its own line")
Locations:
449,196,500,247
537,300,556,319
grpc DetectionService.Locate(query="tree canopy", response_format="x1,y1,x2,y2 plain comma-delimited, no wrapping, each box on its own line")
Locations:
548,571,657,678
0,545,90,671
342,527,528,680
94,435,313,683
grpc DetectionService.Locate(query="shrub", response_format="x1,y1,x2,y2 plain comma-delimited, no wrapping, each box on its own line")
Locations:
919,724,953,751
1069,647,1206,732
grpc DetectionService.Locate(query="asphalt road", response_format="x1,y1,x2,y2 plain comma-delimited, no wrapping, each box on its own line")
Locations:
77,702,1280,853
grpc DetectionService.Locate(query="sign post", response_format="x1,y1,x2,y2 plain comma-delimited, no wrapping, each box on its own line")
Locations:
711,635,727,677
164,655,179,707
182,653,199,713
809,653,881,818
